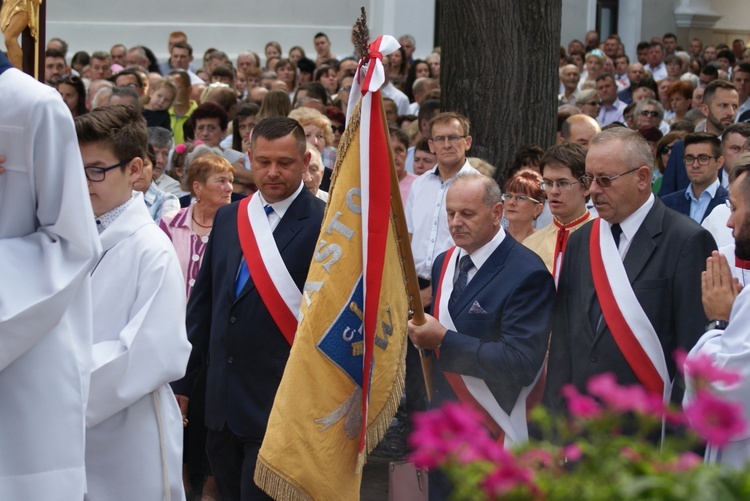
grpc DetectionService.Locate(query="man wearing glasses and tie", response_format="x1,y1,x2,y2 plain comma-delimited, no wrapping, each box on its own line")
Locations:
544,127,717,415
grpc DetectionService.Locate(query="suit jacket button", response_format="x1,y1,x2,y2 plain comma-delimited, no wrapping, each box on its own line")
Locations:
227,357,234,364
230,316,237,324
589,354,599,362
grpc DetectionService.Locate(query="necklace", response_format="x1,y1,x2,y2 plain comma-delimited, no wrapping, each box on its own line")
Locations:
192,213,213,228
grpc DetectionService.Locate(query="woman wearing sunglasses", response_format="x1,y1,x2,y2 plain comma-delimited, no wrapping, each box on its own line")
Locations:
57,74,87,117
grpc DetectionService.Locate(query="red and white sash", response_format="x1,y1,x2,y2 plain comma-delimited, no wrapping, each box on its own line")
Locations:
589,218,671,402
237,195,301,345
433,247,542,448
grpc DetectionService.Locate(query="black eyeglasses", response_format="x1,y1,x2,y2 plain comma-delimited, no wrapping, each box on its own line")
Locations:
684,154,718,166
660,145,673,155
84,158,133,182
640,110,660,118
332,124,345,134
580,167,639,188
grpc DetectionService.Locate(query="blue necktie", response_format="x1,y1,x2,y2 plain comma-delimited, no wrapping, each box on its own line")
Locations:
235,205,274,297
449,255,474,307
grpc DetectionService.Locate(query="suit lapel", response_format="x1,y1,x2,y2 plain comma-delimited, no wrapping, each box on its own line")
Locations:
233,189,312,303
448,235,512,318
703,186,727,222
224,204,244,303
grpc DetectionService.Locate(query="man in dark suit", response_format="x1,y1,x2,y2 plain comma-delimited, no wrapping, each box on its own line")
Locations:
408,172,555,500
172,116,325,500
662,132,729,223
544,128,717,415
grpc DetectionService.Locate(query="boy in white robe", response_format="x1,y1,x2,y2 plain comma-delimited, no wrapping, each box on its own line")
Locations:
75,104,191,500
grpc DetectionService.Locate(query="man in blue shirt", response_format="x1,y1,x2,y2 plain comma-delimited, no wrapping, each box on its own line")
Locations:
662,132,728,222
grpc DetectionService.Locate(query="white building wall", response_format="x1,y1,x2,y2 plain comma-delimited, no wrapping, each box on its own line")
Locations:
42,0,434,65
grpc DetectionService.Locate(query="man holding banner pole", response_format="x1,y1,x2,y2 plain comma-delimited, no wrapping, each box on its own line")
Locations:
408,171,556,500
544,127,717,414
172,116,325,500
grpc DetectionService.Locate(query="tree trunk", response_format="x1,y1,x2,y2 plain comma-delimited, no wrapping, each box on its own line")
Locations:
440,0,562,182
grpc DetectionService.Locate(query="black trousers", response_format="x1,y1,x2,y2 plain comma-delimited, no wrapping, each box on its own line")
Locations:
205,426,272,501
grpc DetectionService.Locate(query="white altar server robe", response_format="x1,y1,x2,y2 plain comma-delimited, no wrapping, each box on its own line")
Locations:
85,193,190,500
0,67,101,498
685,286,750,468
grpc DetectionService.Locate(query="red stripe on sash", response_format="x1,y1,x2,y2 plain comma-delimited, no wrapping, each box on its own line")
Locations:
237,197,296,346
589,218,663,396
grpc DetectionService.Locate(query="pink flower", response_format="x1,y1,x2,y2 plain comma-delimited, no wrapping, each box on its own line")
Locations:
586,373,665,417
684,389,746,447
409,402,500,468
563,443,583,462
681,351,741,389
480,462,537,499
669,451,703,472
562,384,602,418
520,448,555,468
174,143,187,154
620,446,642,462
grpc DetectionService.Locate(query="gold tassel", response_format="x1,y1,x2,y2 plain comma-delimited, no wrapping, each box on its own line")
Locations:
254,458,312,501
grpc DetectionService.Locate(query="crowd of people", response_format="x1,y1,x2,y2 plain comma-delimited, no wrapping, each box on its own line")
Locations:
3,23,750,501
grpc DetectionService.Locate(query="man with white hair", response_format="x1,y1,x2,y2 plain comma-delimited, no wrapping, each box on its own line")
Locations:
399,34,416,64
545,127,716,414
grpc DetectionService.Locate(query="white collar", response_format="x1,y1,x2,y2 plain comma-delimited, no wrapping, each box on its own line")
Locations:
257,182,304,220
686,177,720,201
457,227,506,272
616,193,655,247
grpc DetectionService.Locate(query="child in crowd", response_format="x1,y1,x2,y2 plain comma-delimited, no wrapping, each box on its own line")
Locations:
142,78,178,130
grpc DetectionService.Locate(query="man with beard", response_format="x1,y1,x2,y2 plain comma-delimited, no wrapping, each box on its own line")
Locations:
659,80,739,196
684,151,750,467
544,128,716,414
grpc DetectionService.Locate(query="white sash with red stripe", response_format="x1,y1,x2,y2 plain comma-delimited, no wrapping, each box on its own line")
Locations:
589,218,671,403
237,194,301,345
433,247,541,447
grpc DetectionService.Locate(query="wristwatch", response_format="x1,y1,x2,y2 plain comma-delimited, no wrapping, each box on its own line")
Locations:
705,319,728,331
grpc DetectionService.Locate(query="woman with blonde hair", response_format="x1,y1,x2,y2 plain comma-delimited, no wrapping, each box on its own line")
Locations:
289,107,336,189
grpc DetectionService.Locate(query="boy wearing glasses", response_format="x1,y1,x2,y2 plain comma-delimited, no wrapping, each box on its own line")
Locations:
75,105,190,500
661,132,728,223
524,143,594,284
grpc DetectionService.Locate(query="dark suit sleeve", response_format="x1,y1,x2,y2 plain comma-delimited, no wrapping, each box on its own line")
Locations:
439,267,555,388
170,209,219,397
543,240,575,414
673,226,717,364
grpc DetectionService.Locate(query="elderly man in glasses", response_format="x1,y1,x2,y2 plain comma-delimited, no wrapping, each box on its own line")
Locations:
544,127,716,417
661,132,729,223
